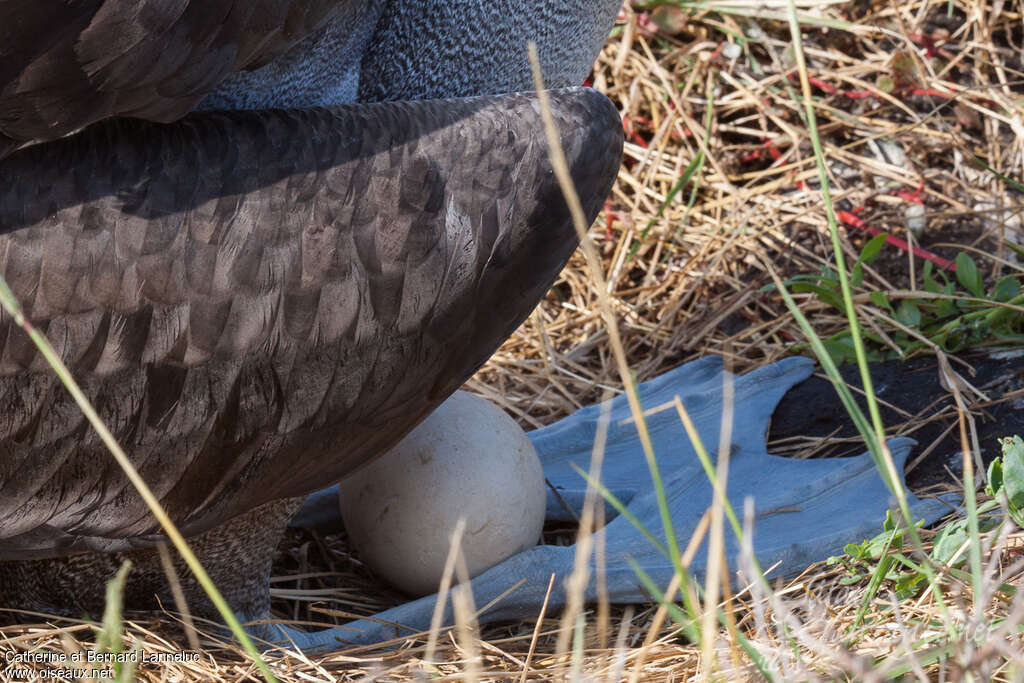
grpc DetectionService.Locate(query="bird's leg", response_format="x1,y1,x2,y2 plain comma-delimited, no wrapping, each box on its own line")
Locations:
0,497,302,624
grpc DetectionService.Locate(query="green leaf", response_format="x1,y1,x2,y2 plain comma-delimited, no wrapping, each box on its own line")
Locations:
922,260,939,293
1001,435,1024,511
895,299,922,327
855,511,905,559
991,276,1021,302
882,508,897,532
851,263,865,288
894,570,927,600
784,273,838,285
955,252,985,297
859,232,888,265
823,335,856,364
983,304,1017,333
844,541,868,560
936,324,969,352
932,518,969,565
1006,239,1024,261
987,455,1004,499
937,287,958,318
791,282,844,310
869,291,892,311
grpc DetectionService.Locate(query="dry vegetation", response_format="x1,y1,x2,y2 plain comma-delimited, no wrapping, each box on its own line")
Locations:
2,0,1024,680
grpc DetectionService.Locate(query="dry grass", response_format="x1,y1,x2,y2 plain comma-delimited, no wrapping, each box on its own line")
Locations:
3,0,1024,680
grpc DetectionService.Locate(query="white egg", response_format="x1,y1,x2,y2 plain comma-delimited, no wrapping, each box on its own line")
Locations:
338,391,546,597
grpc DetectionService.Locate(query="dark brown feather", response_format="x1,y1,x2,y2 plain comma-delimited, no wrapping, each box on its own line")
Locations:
0,0,348,156
0,88,623,560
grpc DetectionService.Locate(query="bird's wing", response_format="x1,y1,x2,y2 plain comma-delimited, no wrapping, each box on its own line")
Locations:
0,0,348,156
0,88,623,559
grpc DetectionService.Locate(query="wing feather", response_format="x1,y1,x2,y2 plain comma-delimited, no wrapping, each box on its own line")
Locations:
0,89,623,559
0,0,350,156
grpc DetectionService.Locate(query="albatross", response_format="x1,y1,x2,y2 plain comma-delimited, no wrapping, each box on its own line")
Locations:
0,0,620,620
0,0,952,653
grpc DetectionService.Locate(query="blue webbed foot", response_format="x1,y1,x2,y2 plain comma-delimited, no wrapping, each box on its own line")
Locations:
289,357,956,651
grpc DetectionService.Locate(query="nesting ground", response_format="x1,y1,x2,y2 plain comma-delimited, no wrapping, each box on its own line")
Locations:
2,1,1023,680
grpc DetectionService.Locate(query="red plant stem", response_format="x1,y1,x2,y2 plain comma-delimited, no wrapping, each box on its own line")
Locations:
622,115,650,148
908,33,938,58
787,72,872,99
895,181,924,204
837,209,956,271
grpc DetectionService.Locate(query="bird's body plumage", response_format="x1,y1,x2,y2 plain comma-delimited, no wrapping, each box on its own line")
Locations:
0,0,620,154
0,0,624,625
0,91,620,560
